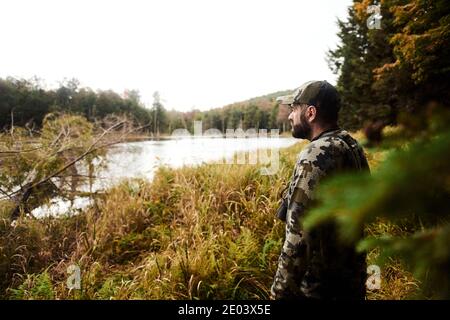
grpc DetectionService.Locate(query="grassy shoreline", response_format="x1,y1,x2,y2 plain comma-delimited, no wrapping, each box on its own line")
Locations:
0,128,419,299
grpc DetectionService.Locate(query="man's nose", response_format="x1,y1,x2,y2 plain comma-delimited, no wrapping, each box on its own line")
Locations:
288,112,293,121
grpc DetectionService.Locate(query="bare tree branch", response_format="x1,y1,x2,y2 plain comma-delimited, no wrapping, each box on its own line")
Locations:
4,118,152,220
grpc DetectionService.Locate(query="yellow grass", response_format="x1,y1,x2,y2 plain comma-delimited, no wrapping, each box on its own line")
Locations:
1,128,420,299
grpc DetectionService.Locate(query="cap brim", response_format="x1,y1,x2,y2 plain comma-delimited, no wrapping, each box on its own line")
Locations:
276,94,294,105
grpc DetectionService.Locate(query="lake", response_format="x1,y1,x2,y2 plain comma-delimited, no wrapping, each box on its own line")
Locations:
32,136,298,217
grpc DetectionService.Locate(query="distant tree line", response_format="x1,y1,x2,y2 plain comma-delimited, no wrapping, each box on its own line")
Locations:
0,77,292,135
169,90,292,134
0,77,152,133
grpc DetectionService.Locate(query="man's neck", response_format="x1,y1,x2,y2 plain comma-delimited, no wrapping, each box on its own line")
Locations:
309,124,339,141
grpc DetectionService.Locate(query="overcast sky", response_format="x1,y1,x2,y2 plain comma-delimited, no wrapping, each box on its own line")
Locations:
0,0,352,111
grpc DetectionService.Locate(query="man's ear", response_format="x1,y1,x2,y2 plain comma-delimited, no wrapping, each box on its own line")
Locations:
307,105,317,122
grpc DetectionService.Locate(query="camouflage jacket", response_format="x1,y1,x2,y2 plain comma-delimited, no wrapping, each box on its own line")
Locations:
271,128,369,300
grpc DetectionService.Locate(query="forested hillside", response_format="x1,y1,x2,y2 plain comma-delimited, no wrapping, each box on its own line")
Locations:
0,77,292,135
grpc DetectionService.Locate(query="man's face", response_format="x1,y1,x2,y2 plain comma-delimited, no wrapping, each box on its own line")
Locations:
288,104,312,139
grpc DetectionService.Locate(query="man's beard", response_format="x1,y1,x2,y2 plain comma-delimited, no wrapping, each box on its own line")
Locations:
291,112,311,139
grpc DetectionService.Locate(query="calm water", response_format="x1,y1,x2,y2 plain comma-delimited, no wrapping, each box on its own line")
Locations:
32,136,298,216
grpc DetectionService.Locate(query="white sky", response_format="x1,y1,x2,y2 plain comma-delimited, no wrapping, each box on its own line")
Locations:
0,0,352,112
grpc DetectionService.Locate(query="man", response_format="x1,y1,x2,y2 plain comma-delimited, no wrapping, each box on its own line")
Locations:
271,80,369,300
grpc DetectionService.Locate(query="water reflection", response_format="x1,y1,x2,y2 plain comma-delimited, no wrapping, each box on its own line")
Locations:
32,136,297,217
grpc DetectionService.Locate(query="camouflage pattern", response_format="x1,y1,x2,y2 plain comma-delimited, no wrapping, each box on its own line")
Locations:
271,128,369,300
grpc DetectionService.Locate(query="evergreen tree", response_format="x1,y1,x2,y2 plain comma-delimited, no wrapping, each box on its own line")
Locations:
328,0,396,130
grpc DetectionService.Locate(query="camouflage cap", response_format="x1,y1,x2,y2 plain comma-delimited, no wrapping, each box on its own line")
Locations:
276,80,338,106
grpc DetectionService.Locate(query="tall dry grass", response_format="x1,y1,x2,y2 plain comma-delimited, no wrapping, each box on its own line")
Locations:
1,128,420,299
